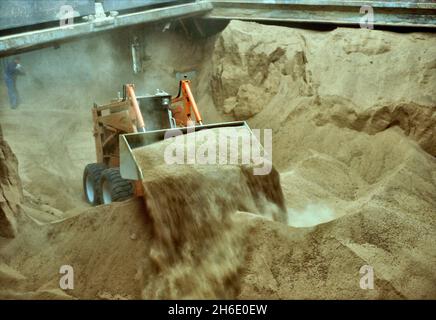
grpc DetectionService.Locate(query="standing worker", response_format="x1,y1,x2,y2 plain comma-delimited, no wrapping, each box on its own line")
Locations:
3,57,24,109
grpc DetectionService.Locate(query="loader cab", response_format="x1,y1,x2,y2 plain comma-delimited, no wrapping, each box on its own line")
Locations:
136,92,176,131
122,85,176,131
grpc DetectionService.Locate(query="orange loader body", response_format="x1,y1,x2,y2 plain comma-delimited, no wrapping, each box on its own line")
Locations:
85,80,204,205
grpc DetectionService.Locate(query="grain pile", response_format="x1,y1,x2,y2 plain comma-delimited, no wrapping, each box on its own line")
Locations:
0,21,435,299
207,21,436,299
132,127,285,298
0,126,22,238
0,127,286,299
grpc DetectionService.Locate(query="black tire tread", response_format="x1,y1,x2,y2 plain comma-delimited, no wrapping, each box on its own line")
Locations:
83,163,106,205
100,168,134,203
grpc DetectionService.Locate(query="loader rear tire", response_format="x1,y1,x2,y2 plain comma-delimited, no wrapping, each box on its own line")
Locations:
100,168,134,204
83,163,106,205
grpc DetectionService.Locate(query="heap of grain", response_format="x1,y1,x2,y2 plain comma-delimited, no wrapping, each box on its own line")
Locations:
132,127,286,298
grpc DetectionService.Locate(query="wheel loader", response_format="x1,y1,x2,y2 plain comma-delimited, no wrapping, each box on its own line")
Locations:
83,79,250,205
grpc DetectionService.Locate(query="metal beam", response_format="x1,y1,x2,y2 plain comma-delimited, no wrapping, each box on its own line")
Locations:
210,1,436,10
0,2,213,56
1,0,434,57
207,1,436,28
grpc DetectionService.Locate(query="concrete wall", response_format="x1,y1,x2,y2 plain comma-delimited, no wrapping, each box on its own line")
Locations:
0,24,206,111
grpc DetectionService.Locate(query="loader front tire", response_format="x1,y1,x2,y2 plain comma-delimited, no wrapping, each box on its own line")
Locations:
100,168,134,204
83,163,106,205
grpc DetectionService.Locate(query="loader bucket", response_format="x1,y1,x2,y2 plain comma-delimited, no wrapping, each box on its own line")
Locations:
119,121,255,181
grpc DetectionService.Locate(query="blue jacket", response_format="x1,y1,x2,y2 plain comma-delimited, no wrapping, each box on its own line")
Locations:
4,61,20,80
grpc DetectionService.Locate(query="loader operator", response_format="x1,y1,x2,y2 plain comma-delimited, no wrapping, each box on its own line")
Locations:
3,57,24,109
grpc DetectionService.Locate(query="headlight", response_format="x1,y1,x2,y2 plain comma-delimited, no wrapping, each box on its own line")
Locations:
162,97,170,106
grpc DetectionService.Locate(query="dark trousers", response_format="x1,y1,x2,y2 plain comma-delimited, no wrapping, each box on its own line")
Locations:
4,76,18,109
